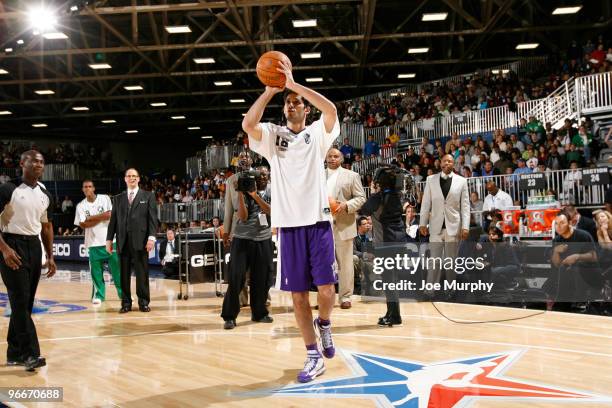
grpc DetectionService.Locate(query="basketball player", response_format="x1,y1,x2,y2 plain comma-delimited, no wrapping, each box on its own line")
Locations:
74,180,122,305
242,59,339,383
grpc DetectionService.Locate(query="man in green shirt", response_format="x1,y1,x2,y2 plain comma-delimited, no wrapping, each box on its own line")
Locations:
571,125,593,162
525,115,545,138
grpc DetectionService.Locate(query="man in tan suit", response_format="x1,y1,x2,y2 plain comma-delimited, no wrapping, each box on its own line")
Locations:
419,154,470,298
326,148,366,309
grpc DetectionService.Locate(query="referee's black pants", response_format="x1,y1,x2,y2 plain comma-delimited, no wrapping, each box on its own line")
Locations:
0,234,42,361
119,239,150,308
221,238,273,321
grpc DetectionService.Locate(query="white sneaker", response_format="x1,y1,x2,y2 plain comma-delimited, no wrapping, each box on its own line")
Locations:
92,298,102,306
297,354,325,383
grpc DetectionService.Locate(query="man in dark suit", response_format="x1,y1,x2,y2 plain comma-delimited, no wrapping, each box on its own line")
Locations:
158,229,179,279
106,168,158,313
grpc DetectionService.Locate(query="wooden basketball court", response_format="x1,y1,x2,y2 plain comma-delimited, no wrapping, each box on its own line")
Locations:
1,270,611,407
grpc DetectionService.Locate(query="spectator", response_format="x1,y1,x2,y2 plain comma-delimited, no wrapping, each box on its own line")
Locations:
339,138,354,162
364,135,380,157
61,196,74,214
549,211,600,310
470,191,484,226
564,205,597,242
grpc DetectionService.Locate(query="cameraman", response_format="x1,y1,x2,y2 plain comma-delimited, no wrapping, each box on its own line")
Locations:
221,167,274,329
224,152,254,306
359,166,407,327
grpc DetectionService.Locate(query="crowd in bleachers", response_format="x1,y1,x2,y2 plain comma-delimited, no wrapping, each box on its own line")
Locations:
336,37,611,129
0,141,115,179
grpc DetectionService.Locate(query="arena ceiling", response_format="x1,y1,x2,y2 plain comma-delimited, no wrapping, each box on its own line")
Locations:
0,0,610,142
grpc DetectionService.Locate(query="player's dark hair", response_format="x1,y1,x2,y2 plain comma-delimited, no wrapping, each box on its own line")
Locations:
283,90,310,108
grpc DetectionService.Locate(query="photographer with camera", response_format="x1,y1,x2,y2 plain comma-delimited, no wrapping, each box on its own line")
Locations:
359,165,407,327
221,167,274,329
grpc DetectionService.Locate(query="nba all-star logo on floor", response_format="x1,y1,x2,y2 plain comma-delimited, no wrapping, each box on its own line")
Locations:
261,349,610,407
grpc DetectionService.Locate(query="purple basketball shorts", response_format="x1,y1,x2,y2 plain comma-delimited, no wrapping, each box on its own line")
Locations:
277,221,336,292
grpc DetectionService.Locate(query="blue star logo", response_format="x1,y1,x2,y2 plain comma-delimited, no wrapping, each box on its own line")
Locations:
252,349,611,407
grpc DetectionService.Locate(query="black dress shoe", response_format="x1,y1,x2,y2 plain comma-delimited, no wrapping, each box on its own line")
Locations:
119,306,132,314
223,320,236,330
252,315,274,323
377,316,402,327
139,305,151,312
24,356,46,372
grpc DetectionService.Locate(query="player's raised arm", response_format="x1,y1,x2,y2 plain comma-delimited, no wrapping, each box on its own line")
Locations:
242,86,284,141
276,60,337,134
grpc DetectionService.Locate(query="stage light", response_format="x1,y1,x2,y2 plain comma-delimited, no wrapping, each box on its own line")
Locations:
28,6,57,33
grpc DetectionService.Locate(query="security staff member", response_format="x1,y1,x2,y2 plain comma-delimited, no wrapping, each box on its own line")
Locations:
221,167,274,329
0,150,56,372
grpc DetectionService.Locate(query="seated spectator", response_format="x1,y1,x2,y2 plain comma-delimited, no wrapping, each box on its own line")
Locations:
476,226,521,288
512,158,532,180
564,205,597,242
353,216,374,294
470,192,484,227
61,196,74,214
403,202,421,242
548,211,601,310
159,229,180,279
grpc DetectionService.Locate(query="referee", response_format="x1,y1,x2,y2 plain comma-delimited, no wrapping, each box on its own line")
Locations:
0,150,56,372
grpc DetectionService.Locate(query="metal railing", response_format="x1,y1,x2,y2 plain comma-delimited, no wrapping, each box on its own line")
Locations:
576,71,612,116
0,167,19,180
42,164,84,181
339,122,366,148
158,199,224,224
416,57,548,92
185,145,244,178
414,167,611,208
347,71,612,145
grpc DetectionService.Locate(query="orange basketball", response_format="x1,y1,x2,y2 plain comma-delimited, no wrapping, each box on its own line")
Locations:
328,197,340,214
256,51,292,88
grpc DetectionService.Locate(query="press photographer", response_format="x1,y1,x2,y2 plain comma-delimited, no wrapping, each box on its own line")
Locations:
221,167,274,329
359,165,408,327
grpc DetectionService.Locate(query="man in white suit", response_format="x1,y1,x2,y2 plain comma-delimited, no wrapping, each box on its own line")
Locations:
326,148,366,308
419,154,470,296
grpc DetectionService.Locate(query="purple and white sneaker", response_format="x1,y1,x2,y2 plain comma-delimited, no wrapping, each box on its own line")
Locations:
297,354,325,383
314,318,335,359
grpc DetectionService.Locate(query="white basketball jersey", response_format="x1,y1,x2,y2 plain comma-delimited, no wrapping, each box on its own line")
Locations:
249,114,340,228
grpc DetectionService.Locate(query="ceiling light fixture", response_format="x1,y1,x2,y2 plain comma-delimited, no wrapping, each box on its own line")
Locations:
292,19,317,28
552,6,582,15
165,25,192,34
422,13,448,21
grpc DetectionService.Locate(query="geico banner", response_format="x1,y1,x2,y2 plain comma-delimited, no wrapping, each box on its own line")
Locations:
53,237,161,265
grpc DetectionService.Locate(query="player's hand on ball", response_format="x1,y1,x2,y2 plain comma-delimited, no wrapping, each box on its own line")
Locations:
461,229,469,240
265,85,284,94
419,226,429,236
276,60,295,90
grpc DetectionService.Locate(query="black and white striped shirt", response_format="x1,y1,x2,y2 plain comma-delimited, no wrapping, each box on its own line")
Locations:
0,182,54,236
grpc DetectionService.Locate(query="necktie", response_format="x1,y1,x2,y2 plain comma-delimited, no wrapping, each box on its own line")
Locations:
128,191,134,205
